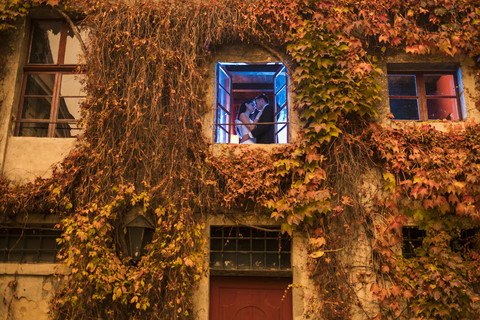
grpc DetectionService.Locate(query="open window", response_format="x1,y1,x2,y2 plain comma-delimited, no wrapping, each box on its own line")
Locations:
15,19,87,137
387,64,466,121
214,62,289,144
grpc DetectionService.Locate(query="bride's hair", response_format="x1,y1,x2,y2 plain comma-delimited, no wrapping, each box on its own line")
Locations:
237,99,253,120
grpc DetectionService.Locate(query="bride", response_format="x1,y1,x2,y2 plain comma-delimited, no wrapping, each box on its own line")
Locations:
235,100,260,144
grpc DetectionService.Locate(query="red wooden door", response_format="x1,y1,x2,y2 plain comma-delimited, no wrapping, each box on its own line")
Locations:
210,276,292,320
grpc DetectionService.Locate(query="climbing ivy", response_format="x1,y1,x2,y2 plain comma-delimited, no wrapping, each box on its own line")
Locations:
0,0,479,319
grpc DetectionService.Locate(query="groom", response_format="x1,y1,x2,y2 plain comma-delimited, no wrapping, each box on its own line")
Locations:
240,93,275,144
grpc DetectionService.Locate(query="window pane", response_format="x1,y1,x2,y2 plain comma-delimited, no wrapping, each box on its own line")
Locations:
215,126,228,143
58,97,84,120
218,67,230,91
217,105,227,124
237,253,249,269
210,238,222,251
18,123,49,137
275,86,287,111
25,74,55,96
223,253,236,269
238,239,250,251
64,27,88,64
266,253,279,269
389,98,419,120
39,250,56,263
427,98,459,120
252,253,264,269
276,106,287,123
275,124,287,144
388,75,417,96
210,252,223,268
275,67,286,93
60,74,85,96
281,237,291,251
252,239,264,251
280,253,291,269
217,86,230,111
29,20,62,64
223,238,236,251
22,97,52,119
425,75,455,96
54,124,81,138
266,239,279,251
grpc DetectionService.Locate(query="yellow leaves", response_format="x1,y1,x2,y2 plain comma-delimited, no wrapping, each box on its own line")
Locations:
383,172,396,191
309,236,326,259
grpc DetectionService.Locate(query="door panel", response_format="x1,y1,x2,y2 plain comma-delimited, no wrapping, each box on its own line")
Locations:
210,276,292,320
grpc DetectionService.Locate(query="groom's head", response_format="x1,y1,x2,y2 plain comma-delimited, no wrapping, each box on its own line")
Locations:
254,94,269,110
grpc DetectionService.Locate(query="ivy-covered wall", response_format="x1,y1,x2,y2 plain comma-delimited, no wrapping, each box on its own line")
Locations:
1,0,480,319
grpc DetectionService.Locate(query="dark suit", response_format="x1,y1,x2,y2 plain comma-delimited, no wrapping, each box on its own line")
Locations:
251,104,275,144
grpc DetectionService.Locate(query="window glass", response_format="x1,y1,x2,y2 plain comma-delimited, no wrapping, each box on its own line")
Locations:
55,123,81,138
64,27,88,64
210,226,291,271
25,74,55,96
224,253,236,269
388,75,417,96
252,253,264,269
217,86,230,111
58,98,84,120
389,98,419,120
18,123,49,137
276,85,287,109
276,125,287,144
237,253,249,269
29,20,62,64
275,67,286,92
21,97,52,119
60,74,85,96
218,67,230,91
266,253,279,268
425,75,455,96
426,98,458,120
238,239,250,251
0,228,61,263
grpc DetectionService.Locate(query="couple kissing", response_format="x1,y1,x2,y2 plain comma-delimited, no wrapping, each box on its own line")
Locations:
235,93,274,144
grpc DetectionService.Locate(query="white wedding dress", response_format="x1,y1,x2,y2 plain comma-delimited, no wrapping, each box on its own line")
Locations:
235,119,255,144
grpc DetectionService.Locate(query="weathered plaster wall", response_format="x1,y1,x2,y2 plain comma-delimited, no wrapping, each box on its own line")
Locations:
0,18,27,178
2,137,76,183
0,264,68,320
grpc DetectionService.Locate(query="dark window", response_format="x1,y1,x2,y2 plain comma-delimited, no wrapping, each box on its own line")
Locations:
0,228,62,263
15,19,87,137
214,62,288,144
402,226,425,258
388,65,465,121
210,226,291,271
451,228,479,253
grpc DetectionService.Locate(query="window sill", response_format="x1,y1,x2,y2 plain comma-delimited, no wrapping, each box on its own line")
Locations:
210,269,292,277
0,263,70,275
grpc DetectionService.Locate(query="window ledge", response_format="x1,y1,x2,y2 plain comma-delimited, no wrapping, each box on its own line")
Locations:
0,263,70,275
211,143,290,156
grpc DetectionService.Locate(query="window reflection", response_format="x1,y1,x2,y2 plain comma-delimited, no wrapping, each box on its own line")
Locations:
29,21,62,64
64,27,88,64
